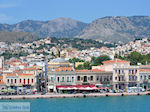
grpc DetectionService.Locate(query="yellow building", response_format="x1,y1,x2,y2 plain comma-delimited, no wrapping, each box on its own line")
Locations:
48,58,73,71
75,62,84,68
3,73,36,90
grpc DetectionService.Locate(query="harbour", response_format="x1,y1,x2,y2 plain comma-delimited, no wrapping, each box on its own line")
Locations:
1,95,150,112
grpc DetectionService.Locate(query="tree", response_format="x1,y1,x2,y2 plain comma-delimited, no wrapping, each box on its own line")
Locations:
69,58,84,63
91,55,111,66
127,52,143,65
83,61,91,70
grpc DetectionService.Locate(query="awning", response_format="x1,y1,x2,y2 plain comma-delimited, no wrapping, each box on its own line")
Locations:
56,85,106,90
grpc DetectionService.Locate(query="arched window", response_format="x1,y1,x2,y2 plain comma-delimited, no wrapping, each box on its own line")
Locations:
77,76,80,81
115,77,117,80
11,79,13,84
24,79,25,84
28,79,30,84
15,79,16,83
57,77,60,83
62,77,65,82
7,79,9,83
72,77,74,82
32,79,34,83
90,76,93,81
67,77,69,82
119,70,120,74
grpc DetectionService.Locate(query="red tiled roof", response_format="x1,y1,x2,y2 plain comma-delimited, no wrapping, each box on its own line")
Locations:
18,73,33,76
56,67,74,72
23,68,37,70
6,73,17,76
140,69,150,72
76,69,104,72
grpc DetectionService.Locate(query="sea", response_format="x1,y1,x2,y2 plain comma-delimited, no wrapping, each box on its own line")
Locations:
0,96,149,112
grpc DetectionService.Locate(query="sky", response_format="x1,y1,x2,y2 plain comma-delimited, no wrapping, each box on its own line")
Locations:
0,0,150,24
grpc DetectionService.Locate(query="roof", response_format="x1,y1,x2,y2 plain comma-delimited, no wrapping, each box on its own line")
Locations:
50,58,69,63
76,69,105,72
23,67,37,71
6,73,17,76
18,74,33,76
103,59,129,64
140,69,150,72
56,67,74,72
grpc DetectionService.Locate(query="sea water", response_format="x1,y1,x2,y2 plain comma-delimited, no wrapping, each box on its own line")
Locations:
0,96,149,112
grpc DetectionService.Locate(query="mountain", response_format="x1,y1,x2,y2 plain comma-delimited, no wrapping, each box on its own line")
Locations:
0,18,88,38
0,31,39,42
77,16,150,42
1,16,150,42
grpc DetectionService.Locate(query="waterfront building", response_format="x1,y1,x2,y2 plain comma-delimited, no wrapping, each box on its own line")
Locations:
3,73,37,92
113,66,139,90
139,65,150,90
92,59,140,90
0,76,6,90
75,69,113,88
47,67,76,92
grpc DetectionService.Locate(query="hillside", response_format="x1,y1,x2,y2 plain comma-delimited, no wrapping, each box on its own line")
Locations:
0,18,87,38
77,16,150,42
0,31,39,42
1,16,150,42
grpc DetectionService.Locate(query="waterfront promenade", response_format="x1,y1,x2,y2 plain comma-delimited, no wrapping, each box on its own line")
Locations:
0,92,150,100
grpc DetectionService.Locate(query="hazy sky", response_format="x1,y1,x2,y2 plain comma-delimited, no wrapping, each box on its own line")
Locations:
0,0,149,24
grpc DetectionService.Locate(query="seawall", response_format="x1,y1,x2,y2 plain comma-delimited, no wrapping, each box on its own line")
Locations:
0,92,150,100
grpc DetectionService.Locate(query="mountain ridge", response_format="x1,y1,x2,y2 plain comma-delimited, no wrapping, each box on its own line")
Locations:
0,16,150,42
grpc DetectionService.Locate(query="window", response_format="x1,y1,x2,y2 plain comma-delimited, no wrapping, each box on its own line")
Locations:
7,79,9,83
24,79,25,84
62,77,65,82
140,76,142,80
129,70,131,74
97,76,99,81
144,76,147,80
122,76,124,81
20,79,22,83
119,70,120,74
67,77,69,82
122,70,124,74
135,70,137,74
32,79,34,83
90,76,93,81
15,79,16,83
11,79,13,84
149,75,150,79
132,70,134,74
115,77,117,80
28,79,30,84
129,76,131,81
50,77,53,82
72,77,74,82
119,76,120,81
57,77,60,83
110,76,112,81
115,70,117,73
77,76,80,81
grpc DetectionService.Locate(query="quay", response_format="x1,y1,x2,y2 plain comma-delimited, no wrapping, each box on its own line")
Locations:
0,92,150,100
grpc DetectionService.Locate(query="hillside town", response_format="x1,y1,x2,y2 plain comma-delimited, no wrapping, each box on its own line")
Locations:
0,37,150,95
